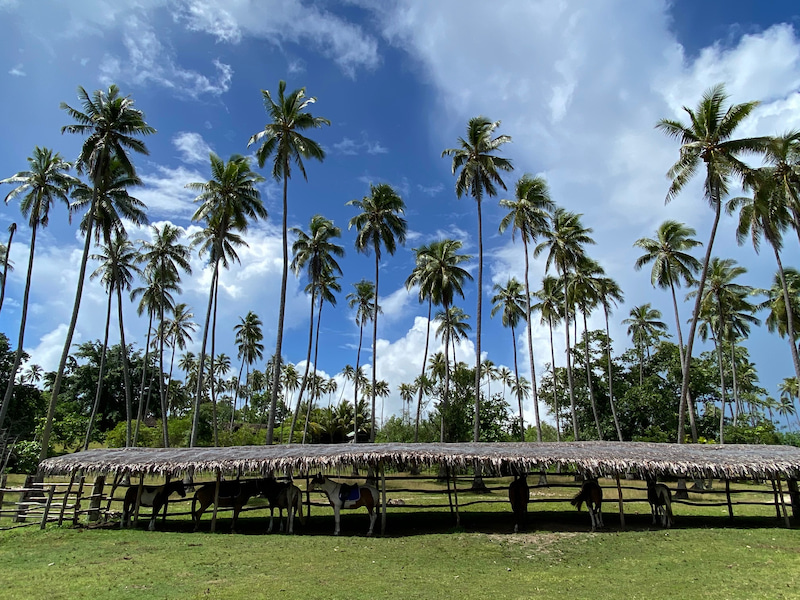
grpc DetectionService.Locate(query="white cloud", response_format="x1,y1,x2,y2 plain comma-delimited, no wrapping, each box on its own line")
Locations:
333,133,389,156
8,63,25,76
138,165,206,219
173,132,213,165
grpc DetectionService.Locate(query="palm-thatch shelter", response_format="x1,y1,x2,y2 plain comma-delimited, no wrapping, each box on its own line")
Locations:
40,441,800,480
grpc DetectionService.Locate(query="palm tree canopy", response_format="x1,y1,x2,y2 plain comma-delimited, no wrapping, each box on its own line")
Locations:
491,278,526,329
623,303,668,349
499,173,554,242
248,80,330,181
634,220,702,289
61,85,156,183
411,238,472,309
759,267,800,340
234,311,265,366
533,275,565,326
291,214,345,282
347,183,407,260
442,116,513,202
90,234,142,294
1,147,78,229
655,83,767,206
435,306,472,343
347,279,380,327
534,207,595,275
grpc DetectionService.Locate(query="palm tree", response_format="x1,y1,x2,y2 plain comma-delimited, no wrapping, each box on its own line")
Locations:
759,268,800,367
412,239,472,442
288,215,344,443
0,223,16,314
73,158,147,448
164,303,196,422
398,382,416,424
232,311,264,429
0,148,76,431
533,275,565,441
436,306,471,365
728,153,800,384
491,278,527,441
40,84,155,462
634,220,702,441
778,377,800,429
623,304,668,385
499,174,553,442
443,116,513,442
248,80,329,445
656,84,766,440
348,183,407,442
534,208,595,440
593,276,625,441
301,268,341,444
84,234,141,448
346,280,379,443
137,223,191,446
187,153,266,447
690,257,757,442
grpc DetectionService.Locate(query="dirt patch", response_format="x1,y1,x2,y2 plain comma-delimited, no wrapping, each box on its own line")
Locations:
487,531,580,554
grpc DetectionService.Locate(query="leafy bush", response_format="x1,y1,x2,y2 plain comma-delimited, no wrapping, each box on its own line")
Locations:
9,440,49,474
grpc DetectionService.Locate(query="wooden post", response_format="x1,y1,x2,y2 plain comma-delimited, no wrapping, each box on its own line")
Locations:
88,475,105,523
161,474,171,523
132,475,144,528
73,475,86,525
305,473,311,519
58,472,77,526
0,472,6,519
771,479,782,520
445,465,454,517
725,479,734,523
787,479,800,520
210,470,222,533
776,478,791,529
14,474,33,523
40,485,56,530
452,467,460,527
380,462,387,536
615,473,626,530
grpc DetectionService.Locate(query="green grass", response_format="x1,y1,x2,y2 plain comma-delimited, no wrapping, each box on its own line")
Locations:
1,474,798,599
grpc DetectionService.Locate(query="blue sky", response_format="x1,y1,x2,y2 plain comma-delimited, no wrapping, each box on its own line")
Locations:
1,0,799,428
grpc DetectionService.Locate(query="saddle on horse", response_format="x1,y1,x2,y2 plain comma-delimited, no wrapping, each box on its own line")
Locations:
338,483,361,504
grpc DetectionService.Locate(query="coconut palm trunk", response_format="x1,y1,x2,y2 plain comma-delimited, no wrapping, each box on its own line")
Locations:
83,294,113,451
582,309,602,439
0,224,16,316
601,304,623,441
414,300,432,442
370,253,380,442
302,296,326,443
473,198,483,443
670,282,698,442
116,284,134,447
134,311,154,446
547,316,561,442
562,270,579,440
190,261,219,447
521,237,541,441
772,243,800,383
353,323,364,443
290,288,316,444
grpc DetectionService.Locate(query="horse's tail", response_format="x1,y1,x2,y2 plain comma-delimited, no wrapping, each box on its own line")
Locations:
191,493,198,523
570,489,585,511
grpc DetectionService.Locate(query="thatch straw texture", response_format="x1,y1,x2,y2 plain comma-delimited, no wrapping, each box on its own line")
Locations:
39,442,800,480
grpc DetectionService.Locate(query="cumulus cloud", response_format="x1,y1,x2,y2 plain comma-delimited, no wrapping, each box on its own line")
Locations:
8,63,25,76
173,132,214,165
333,133,389,156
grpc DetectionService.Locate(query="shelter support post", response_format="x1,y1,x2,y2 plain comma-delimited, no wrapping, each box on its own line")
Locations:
0,473,6,516
771,480,782,520
445,465,454,517
210,470,221,533
14,474,33,523
162,474,171,523
133,475,144,527
725,479,734,523
615,473,625,530
451,467,460,527
380,462,387,536
40,485,55,529
776,478,790,529
73,475,85,526
89,475,105,523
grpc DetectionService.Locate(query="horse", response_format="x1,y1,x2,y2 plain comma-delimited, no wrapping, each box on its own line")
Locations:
570,478,603,531
191,478,268,533
646,477,673,528
309,473,380,536
121,479,186,531
261,478,305,534
508,474,529,533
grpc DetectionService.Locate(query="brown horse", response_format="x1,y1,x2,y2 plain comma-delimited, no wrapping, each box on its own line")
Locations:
191,478,268,533
261,478,305,534
571,478,603,531
646,477,673,528
309,473,380,536
121,479,186,531
508,474,529,533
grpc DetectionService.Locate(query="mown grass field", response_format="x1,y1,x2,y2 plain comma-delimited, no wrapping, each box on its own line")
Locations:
1,474,798,599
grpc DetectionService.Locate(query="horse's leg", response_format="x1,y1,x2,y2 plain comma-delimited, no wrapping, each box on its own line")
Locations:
367,507,376,536
231,504,240,533
333,504,341,536
267,505,275,533
149,498,160,532
287,496,294,534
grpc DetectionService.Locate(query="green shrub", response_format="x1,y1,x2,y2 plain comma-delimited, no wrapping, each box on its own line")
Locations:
9,440,49,474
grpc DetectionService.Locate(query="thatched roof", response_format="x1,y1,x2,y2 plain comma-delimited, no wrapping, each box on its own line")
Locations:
39,442,800,480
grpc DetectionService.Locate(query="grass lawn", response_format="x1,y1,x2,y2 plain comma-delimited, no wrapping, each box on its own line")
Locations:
1,474,798,599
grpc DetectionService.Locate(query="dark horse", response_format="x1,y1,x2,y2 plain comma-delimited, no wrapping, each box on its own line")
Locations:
192,478,268,533
261,478,305,534
122,479,186,531
646,477,673,528
508,474,529,533
570,478,603,531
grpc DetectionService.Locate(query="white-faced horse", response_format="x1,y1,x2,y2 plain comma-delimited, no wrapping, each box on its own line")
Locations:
121,479,186,531
309,473,380,536
570,478,604,532
261,478,305,534
646,477,673,528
